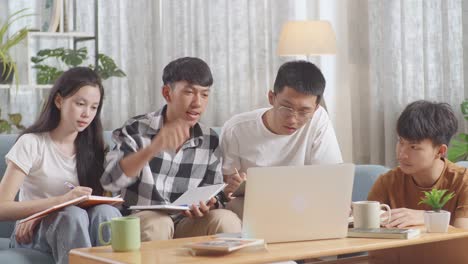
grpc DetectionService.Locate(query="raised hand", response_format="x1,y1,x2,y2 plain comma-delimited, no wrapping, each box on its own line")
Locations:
151,119,190,153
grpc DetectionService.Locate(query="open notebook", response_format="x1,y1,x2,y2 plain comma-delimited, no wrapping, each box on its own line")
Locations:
129,183,226,211
19,195,124,224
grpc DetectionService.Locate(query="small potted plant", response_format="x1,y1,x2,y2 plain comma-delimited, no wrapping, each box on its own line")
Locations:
419,189,455,233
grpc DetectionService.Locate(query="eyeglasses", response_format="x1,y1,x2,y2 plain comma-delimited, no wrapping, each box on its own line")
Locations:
276,106,314,122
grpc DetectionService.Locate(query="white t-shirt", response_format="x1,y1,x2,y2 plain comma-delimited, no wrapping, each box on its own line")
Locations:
220,106,343,175
5,133,79,201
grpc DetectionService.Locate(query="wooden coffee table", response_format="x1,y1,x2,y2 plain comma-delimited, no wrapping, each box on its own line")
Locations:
69,227,468,264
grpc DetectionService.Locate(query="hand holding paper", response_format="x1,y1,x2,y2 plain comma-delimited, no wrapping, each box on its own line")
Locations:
183,197,218,218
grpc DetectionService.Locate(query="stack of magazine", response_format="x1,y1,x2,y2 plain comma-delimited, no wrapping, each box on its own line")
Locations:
185,237,266,255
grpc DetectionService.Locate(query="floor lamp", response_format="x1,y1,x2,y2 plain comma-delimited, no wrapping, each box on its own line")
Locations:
277,20,337,110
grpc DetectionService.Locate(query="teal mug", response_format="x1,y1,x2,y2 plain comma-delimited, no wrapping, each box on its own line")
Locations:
98,216,141,252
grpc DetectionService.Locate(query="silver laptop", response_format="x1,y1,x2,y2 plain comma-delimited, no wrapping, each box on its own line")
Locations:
242,163,354,243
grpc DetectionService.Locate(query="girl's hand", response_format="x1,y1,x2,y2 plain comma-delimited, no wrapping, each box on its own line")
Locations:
15,218,42,244
61,186,93,202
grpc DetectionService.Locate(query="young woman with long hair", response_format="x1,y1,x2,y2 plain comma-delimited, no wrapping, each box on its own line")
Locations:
0,67,121,264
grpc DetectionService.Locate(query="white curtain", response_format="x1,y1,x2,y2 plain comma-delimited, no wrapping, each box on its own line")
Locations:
156,0,295,126
349,0,466,167
2,0,295,131
3,0,466,167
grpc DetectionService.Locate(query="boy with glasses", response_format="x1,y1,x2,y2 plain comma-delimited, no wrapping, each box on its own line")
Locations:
220,61,343,218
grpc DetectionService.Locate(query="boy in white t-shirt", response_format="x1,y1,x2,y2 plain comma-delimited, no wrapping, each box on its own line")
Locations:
221,61,343,218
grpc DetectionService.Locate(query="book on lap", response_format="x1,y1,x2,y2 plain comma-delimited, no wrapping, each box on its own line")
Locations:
347,228,421,239
19,195,124,224
129,183,226,211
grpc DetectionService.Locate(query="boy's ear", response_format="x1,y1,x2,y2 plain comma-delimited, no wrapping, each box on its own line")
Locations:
162,85,171,102
268,90,275,106
438,144,448,158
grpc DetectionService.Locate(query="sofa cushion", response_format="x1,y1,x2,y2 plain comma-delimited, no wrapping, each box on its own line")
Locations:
0,134,19,238
0,247,54,264
0,238,10,249
0,221,15,239
0,134,17,185
456,161,468,168
353,165,390,202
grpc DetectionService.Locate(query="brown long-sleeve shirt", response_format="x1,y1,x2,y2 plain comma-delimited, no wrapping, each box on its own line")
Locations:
368,159,468,225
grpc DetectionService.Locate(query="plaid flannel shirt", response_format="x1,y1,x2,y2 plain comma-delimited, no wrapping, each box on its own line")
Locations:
100,105,224,212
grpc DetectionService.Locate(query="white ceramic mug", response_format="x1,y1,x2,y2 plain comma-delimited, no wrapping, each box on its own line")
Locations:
352,201,391,229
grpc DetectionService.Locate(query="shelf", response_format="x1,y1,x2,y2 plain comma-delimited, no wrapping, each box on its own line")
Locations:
28,31,95,39
7,0,99,90
0,84,53,89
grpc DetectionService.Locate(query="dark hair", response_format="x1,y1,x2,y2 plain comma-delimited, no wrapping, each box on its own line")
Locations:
397,100,458,146
19,67,105,195
273,60,326,104
162,57,213,87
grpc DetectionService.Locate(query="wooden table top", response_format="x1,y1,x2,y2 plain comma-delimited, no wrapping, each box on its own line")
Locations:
69,227,468,264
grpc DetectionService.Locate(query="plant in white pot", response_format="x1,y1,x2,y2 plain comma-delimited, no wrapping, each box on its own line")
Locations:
419,189,455,233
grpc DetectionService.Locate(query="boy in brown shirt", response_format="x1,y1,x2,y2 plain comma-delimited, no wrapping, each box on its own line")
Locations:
368,100,468,229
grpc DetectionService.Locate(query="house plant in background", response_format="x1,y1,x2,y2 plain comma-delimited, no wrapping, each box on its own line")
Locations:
419,189,455,233
0,8,33,85
0,108,25,134
31,47,126,84
448,99,468,162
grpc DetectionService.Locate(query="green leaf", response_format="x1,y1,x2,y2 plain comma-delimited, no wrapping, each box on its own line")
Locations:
96,53,126,80
31,47,125,82
419,189,455,210
441,192,455,208
0,120,12,134
0,8,35,88
461,100,468,116
8,113,22,126
448,139,468,162
458,133,468,142
33,64,63,84
61,47,87,67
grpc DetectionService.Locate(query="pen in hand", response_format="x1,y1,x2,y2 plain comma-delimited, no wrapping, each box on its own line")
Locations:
64,182,76,190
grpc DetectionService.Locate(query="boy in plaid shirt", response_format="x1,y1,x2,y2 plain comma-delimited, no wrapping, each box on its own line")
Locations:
101,57,241,241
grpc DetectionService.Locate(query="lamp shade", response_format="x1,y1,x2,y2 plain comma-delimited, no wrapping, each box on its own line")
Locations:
277,20,337,56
